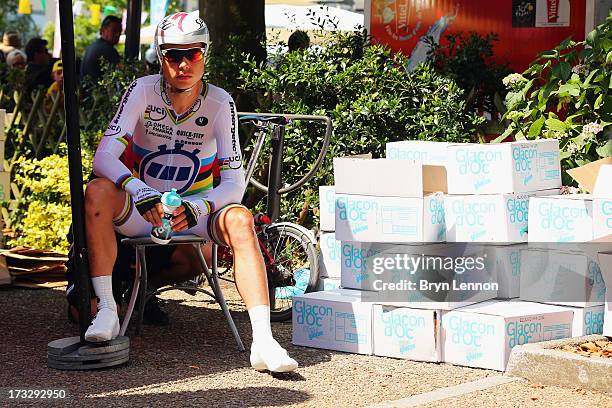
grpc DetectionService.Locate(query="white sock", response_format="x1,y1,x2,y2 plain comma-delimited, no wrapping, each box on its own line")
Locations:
248,304,298,372
91,275,116,312
248,304,273,342
85,276,119,342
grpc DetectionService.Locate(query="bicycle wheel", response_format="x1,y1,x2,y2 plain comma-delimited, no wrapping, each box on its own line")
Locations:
259,223,319,322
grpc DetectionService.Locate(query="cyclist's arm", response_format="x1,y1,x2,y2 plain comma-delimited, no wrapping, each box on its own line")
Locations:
92,80,160,202
182,96,246,215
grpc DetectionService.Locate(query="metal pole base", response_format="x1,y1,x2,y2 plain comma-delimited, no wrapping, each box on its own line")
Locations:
47,336,130,370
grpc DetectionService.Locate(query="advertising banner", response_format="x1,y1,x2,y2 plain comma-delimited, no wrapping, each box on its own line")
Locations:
368,0,586,71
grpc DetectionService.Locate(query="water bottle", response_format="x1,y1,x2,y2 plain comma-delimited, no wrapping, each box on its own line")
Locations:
150,188,182,245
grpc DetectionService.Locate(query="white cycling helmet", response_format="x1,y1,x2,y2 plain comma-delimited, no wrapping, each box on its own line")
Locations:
154,11,210,63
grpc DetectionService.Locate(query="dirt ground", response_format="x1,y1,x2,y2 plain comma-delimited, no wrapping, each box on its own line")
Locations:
1,284,611,407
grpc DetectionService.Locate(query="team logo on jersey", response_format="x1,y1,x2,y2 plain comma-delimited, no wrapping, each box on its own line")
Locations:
104,124,122,137
195,116,208,126
145,105,167,122
139,143,200,194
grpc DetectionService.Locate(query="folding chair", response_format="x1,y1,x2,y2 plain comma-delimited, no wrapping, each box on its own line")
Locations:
119,234,245,351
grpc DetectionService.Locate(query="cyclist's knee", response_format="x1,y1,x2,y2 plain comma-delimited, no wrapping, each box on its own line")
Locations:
222,206,256,244
85,178,124,216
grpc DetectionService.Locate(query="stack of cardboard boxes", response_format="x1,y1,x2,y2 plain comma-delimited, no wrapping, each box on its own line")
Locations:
317,185,342,291
297,139,607,371
521,160,612,337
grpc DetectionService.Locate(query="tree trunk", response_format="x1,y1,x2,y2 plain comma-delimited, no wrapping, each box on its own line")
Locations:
198,0,266,115
198,0,266,64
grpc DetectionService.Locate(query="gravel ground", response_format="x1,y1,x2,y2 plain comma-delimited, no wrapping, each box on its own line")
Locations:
1,284,610,408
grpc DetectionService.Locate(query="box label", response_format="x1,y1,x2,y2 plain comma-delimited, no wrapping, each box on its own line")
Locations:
292,294,373,354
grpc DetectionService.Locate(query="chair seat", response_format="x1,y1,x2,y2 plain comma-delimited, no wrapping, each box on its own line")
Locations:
121,234,207,247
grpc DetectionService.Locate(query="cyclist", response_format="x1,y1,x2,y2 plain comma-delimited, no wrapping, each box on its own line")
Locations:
83,11,298,373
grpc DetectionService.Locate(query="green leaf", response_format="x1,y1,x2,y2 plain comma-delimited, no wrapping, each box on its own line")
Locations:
583,69,598,88
596,141,612,158
551,63,561,79
559,62,571,81
558,83,580,96
594,94,604,109
545,118,566,132
586,29,598,46
539,50,557,60
528,116,545,138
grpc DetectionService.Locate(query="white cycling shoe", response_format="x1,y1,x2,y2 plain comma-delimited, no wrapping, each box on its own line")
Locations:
84,308,120,342
250,341,298,373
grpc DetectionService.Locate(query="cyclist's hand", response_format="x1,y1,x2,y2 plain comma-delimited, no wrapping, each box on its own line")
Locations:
142,202,164,227
171,202,199,232
134,187,163,226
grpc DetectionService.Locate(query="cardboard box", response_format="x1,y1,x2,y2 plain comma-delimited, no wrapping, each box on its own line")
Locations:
292,289,373,354
445,190,558,243
340,241,388,290
528,195,595,242
529,157,612,242
372,305,441,362
319,232,341,278
319,185,336,231
386,140,449,165
316,277,341,292
593,165,612,239
483,244,524,299
334,193,446,243
446,139,561,194
520,249,606,307
598,251,612,336
340,241,497,309
568,304,605,336
340,242,454,291
334,158,447,198
441,300,574,371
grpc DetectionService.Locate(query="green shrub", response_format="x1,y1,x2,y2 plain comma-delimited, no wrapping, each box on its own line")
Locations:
239,30,484,225
499,12,612,184
8,149,93,253
426,31,511,130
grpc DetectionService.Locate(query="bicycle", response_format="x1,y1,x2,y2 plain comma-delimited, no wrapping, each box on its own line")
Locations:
214,113,332,322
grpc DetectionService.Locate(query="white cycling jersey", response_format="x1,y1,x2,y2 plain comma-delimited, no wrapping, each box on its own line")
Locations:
93,74,245,219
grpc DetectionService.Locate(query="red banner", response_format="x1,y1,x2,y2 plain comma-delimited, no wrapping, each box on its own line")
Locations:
368,0,586,72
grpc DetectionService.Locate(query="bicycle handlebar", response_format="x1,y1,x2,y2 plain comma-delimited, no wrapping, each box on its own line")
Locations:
238,112,332,195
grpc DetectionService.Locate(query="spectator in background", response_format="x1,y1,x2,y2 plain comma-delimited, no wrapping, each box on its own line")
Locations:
287,30,310,52
25,38,52,95
6,49,27,70
144,45,159,74
0,31,23,58
47,60,64,97
80,15,122,82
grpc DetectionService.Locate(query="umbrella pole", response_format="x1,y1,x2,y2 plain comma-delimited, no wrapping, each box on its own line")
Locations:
58,0,91,341
125,0,142,59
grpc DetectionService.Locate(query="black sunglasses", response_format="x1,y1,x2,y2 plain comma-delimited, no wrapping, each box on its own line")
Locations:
161,47,206,63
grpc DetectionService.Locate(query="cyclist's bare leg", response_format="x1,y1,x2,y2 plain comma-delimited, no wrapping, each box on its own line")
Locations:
83,178,128,341
213,205,298,373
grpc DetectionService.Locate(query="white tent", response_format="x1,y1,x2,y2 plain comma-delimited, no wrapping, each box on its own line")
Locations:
265,5,364,31
121,5,364,45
